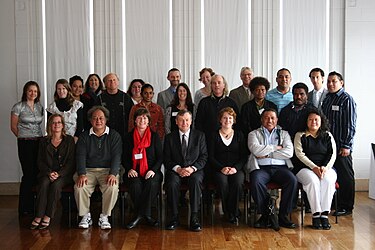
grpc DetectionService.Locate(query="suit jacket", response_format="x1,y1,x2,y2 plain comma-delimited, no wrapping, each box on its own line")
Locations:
229,85,253,112
307,88,328,109
163,128,208,171
157,87,174,111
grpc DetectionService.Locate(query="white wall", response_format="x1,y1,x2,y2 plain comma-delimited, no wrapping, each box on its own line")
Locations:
345,0,375,178
0,0,21,182
1,0,374,184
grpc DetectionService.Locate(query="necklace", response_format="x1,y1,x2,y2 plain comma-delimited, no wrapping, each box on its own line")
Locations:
220,129,233,139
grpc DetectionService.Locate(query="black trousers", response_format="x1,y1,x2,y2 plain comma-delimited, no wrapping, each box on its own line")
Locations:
213,170,244,216
36,175,73,218
165,170,204,217
17,139,40,214
126,172,162,217
250,165,297,215
334,154,355,211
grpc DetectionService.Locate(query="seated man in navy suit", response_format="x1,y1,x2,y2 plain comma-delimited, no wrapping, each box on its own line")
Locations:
164,110,208,231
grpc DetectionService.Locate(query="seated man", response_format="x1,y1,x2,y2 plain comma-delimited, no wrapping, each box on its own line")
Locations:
164,110,207,232
247,108,297,231
74,106,122,229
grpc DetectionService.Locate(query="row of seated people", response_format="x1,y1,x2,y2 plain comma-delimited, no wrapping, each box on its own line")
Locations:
29,104,337,232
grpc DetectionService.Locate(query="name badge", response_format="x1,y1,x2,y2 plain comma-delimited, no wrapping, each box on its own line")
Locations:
332,105,339,111
172,112,178,117
258,108,264,115
134,153,143,160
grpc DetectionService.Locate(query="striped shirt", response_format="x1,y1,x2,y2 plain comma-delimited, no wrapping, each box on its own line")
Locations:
321,88,357,151
266,87,293,114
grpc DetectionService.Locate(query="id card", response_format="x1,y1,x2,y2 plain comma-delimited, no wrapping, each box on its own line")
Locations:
172,111,178,117
332,105,339,111
134,153,143,160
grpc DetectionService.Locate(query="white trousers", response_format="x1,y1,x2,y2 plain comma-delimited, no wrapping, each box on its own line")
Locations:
74,168,119,216
296,168,337,214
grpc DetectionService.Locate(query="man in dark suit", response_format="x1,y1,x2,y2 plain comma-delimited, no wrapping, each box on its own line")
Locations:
229,66,254,112
307,68,328,109
164,110,208,231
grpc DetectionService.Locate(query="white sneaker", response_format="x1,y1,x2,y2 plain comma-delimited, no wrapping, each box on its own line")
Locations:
79,213,92,229
98,213,111,229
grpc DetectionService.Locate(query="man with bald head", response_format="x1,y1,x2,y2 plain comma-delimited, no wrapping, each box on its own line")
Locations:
98,73,133,140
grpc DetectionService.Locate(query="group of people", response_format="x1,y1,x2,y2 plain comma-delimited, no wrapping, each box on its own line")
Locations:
10,66,356,232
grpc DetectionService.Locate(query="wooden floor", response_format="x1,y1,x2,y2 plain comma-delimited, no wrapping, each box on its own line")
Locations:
0,192,374,249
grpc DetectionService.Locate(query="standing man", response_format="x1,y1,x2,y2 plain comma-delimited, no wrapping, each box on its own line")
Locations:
157,68,181,111
128,84,165,140
266,68,293,113
98,73,133,140
308,68,328,109
247,108,297,230
164,110,208,232
74,106,122,229
229,67,254,112
278,82,314,140
322,71,357,216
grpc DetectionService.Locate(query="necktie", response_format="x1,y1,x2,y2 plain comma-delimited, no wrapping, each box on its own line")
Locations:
181,134,187,158
246,88,251,98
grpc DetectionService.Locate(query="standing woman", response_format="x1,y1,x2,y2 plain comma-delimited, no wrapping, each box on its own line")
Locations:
30,114,75,229
208,107,247,223
127,79,145,104
294,109,337,230
11,81,44,215
47,79,83,141
81,74,104,130
165,83,195,134
124,108,163,229
194,67,215,106
69,75,84,101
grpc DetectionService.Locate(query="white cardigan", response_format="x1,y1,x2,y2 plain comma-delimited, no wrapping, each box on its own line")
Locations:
245,126,294,173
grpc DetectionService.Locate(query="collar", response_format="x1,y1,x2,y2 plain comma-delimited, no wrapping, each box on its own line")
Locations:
89,126,110,137
329,87,345,96
179,129,191,138
313,87,325,94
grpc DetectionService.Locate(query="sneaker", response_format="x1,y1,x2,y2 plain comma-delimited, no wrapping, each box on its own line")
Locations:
79,213,92,229
98,213,111,229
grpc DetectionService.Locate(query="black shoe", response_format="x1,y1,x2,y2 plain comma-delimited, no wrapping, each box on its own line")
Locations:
144,216,159,227
190,217,202,232
312,217,322,229
332,208,352,216
320,217,331,230
126,216,142,229
278,214,296,229
269,213,280,231
166,219,179,230
305,207,312,213
254,215,269,228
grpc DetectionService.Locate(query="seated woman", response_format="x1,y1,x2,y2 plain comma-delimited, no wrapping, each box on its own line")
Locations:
294,109,337,230
165,83,195,134
30,114,75,230
208,107,247,224
123,108,163,229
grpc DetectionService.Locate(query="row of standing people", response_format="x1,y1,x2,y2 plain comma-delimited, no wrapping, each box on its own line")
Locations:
11,66,356,231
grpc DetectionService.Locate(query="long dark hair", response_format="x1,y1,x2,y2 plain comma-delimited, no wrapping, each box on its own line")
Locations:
21,81,41,103
170,83,193,108
302,108,330,137
84,73,104,94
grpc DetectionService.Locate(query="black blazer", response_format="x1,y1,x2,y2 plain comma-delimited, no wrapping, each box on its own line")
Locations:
163,128,208,171
122,130,163,175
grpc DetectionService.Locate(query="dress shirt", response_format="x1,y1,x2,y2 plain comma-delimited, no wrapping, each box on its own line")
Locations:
257,127,286,166
172,129,197,172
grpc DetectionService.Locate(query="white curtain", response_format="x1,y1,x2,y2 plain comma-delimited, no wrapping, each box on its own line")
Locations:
204,0,250,90
125,0,170,94
45,0,90,102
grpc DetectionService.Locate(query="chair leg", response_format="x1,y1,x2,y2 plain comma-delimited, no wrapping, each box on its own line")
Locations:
68,195,71,228
200,194,204,229
335,189,338,224
244,191,248,225
300,189,304,226
210,192,214,226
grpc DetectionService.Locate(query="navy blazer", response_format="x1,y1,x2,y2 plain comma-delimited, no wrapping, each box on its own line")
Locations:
163,128,208,171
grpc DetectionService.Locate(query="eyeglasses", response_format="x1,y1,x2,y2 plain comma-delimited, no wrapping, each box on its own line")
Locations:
52,121,62,125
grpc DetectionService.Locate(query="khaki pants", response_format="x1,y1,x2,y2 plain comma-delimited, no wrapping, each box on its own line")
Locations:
74,168,119,216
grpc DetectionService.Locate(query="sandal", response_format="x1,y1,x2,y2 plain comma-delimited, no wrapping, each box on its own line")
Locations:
39,220,50,230
30,219,41,230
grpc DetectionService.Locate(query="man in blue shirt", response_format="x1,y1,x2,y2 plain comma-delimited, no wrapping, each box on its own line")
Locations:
322,71,357,216
266,68,293,113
